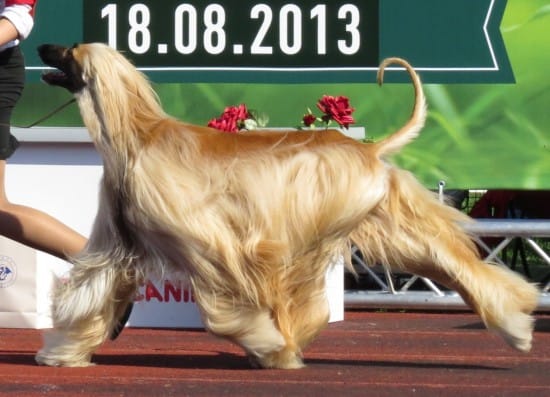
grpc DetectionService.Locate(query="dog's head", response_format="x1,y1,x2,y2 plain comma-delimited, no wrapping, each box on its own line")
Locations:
38,44,87,93
38,43,140,94
37,42,166,151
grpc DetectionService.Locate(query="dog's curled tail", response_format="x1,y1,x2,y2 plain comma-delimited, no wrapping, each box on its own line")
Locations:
375,57,427,156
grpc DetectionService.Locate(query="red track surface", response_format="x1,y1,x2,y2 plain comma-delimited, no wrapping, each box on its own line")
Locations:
1,311,549,396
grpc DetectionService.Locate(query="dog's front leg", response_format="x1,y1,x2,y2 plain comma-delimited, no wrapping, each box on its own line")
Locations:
35,313,109,367
36,265,136,367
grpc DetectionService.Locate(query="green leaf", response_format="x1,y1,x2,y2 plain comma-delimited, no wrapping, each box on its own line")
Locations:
255,112,270,128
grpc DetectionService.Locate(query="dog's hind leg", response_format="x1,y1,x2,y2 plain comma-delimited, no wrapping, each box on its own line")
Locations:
248,287,331,369
279,275,331,358
195,289,304,369
36,265,137,367
398,233,538,352
239,309,304,369
351,171,539,352
213,275,330,368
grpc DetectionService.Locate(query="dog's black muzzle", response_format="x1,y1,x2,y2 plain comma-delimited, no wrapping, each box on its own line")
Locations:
38,44,87,93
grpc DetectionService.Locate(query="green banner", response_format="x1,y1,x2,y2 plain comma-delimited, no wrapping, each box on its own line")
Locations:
23,0,512,83
380,0,513,83
14,0,550,189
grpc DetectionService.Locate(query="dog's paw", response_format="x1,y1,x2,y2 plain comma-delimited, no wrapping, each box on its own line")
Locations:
249,348,305,369
35,351,95,367
495,312,535,353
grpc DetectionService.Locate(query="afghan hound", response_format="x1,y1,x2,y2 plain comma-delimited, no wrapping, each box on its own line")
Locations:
35,43,539,369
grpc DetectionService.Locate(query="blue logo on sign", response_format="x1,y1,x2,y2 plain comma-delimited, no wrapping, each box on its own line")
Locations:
0,256,17,288
0,266,12,280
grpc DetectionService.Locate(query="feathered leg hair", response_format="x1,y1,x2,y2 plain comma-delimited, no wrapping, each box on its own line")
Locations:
35,259,137,367
351,169,539,352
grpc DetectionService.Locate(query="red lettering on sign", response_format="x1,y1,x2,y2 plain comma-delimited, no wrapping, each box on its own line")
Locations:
146,281,163,302
134,279,195,303
164,280,181,302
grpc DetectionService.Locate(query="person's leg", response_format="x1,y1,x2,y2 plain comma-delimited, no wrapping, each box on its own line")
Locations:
0,46,85,259
0,160,86,259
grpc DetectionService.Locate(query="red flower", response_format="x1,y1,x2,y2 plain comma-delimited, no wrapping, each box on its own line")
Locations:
208,104,250,133
316,95,355,128
207,117,237,133
302,113,317,127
